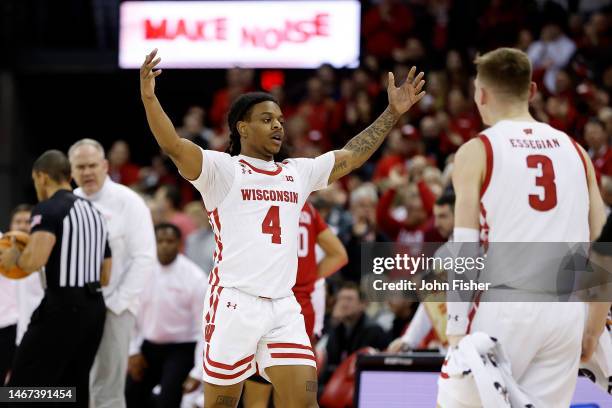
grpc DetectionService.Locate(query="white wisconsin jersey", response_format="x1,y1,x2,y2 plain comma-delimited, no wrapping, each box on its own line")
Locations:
480,120,589,243
479,121,590,291
190,149,334,298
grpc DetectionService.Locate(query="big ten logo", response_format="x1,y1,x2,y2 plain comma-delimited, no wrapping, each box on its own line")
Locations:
242,13,329,50
144,18,228,41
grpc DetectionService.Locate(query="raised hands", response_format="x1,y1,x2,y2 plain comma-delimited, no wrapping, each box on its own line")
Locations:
140,49,162,99
387,66,426,117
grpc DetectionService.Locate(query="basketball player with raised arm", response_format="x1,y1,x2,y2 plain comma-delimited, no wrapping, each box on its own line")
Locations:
140,49,425,408
437,48,611,407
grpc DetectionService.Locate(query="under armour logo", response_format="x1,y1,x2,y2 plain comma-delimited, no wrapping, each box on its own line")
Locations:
242,168,252,174
523,128,533,135
226,302,237,309
285,175,294,182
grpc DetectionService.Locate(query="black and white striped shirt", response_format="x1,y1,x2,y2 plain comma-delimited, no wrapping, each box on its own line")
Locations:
30,189,111,289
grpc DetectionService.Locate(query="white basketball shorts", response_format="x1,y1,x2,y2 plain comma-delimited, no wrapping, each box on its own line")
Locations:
202,285,316,386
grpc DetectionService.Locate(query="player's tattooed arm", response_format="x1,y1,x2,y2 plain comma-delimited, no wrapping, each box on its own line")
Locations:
328,67,425,184
140,48,203,181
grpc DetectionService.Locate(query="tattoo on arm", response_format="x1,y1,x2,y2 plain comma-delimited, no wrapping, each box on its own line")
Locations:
215,396,238,407
331,159,348,174
306,381,317,392
344,107,398,159
329,107,398,182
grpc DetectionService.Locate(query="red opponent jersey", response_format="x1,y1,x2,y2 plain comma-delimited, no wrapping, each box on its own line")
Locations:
293,202,328,296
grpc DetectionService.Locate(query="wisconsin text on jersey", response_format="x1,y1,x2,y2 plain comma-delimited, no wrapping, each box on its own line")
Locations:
240,189,299,203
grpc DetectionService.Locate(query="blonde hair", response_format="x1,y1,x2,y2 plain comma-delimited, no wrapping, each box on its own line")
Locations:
475,48,532,100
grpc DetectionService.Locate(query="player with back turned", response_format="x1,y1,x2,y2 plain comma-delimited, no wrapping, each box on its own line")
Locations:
437,48,611,407
139,49,425,408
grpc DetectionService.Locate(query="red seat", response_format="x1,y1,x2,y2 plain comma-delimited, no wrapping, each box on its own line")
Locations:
319,347,378,408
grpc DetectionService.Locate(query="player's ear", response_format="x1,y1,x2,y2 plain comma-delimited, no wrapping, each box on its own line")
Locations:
42,172,51,188
102,159,109,173
237,121,248,138
528,82,538,102
478,86,487,106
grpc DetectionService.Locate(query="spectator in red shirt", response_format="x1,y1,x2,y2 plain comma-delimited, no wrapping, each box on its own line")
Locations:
440,89,480,154
316,63,338,100
392,37,427,68
546,95,578,134
376,164,438,251
479,0,526,49
373,125,422,183
295,77,336,150
420,115,445,165
362,0,414,60
585,118,612,177
445,50,469,91
108,140,141,187
331,89,375,147
418,71,449,115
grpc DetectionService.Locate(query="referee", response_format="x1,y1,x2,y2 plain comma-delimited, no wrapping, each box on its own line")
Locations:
0,150,110,407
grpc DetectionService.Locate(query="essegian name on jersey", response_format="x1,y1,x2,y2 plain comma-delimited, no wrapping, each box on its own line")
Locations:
508,138,561,150
240,188,299,204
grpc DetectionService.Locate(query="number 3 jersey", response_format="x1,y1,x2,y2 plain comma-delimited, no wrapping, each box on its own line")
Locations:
189,148,335,298
479,120,589,243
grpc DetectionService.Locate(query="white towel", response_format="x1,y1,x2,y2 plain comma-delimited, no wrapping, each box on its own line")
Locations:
443,332,535,408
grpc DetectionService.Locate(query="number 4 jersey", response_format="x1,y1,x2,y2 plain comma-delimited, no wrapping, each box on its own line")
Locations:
189,148,335,298
479,120,589,243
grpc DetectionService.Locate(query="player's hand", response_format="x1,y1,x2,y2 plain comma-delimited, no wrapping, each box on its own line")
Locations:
387,338,408,353
128,354,148,382
183,376,202,393
0,236,20,270
140,49,162,100
387,67,426,118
